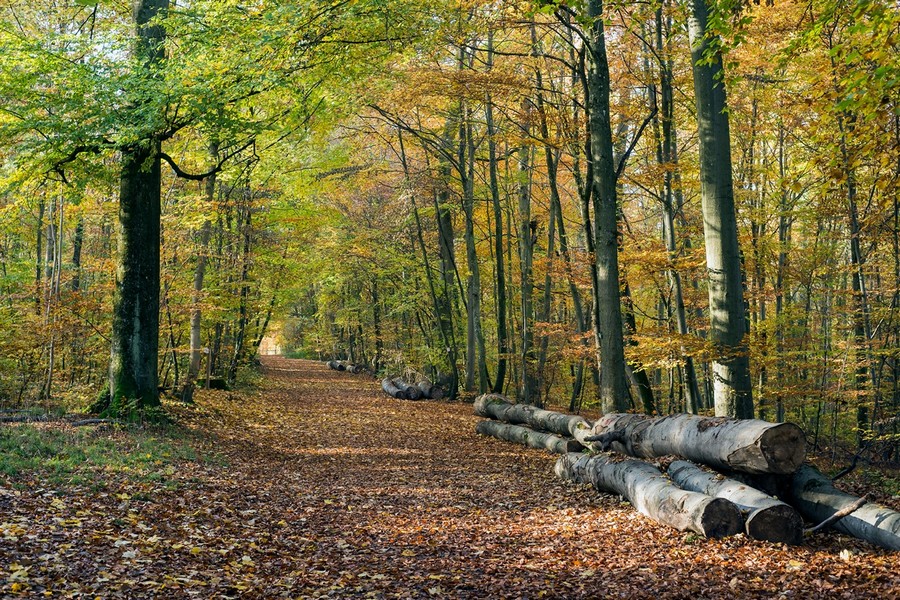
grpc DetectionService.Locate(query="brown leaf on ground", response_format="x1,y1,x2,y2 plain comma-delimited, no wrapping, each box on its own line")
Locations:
2,357,898,599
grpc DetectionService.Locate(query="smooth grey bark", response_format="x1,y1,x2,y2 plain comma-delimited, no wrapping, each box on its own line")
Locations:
556,452,743,538
474,393,592,445
686,0,753,418
587,0,629,413
593,412,806,474
475,420,581,455
653,9,702,413
668,460,803,544
790,465,900,550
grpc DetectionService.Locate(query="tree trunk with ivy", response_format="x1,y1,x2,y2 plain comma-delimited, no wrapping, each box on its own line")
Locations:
107,0,169,418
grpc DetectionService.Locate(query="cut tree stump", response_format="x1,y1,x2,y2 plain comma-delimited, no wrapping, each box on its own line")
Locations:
789,464,900,550
668,460,803,544
555,453,743,538
593,413,806,474
474,394,592,447
475,420,582,455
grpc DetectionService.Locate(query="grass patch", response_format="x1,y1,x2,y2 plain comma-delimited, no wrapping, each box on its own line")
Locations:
0,422,207,488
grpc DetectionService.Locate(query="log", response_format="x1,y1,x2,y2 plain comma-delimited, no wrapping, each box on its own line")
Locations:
668,460,803,544
474,394,592,446
593,413,806,474
381,378,405,399
326,360,340,370
416,379,444,400
789,464,900,550
555,453,743,538
393,379,423,400
475,420,582,455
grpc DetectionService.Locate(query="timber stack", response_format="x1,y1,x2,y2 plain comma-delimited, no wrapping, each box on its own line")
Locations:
381,376,444,401
326,360,364,374
474,393,900,550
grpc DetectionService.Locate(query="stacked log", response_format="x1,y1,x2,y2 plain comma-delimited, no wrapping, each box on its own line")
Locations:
381,377,444,400
474,394,594,446
326,360,364,374
555,453,744,538
472,394,900,549
789,465,900,550
591,413,806,474
668,460,803,544
476,421,582,455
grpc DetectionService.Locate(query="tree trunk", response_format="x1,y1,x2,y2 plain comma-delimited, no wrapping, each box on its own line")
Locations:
555,452,743,538
518,112,539,405
180,144,217,403
107,0,169,417
790,465,900,550
593,412,806,474
668,460,803,544
486,32,508,395
587,0,629,413
476,420,581,455
687,0,753,418
653,8,702,413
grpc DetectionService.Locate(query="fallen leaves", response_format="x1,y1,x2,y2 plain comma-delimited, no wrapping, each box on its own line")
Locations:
1,356,898,598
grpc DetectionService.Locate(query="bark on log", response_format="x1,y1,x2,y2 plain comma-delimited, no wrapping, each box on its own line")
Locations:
416,380,444,400
474,393,592,446
668,460,803,544
555,453,743,538
593,413,806,474
393,379,423,400
789,464,900,550
475,420,582,455
381,378,405,399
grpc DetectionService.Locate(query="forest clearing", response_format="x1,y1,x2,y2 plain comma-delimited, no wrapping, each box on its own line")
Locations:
1,357,898,599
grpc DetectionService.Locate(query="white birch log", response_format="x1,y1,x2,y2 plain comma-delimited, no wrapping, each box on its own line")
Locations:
790,464,900,550
668,460,803,544
593,413,806,474
555,453,743,538
475,420,582,455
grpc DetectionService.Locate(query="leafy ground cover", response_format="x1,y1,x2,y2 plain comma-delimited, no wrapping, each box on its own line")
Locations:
2,357,899,598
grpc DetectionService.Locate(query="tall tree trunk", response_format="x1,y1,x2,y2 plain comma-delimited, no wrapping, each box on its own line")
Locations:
108,0,169,416
70,215,84,292
518,129,539,405
686,0,753,418
588,0,629,413
486,32,508,395
180,143,217,403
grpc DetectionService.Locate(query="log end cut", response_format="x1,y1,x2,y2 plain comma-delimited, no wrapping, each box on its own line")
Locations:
756,423,806,474
745,504,804,545
698,498,745,539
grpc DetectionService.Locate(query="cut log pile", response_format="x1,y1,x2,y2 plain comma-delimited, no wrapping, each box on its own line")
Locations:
473,393,900,550
326,360,364,374
381,377,444,401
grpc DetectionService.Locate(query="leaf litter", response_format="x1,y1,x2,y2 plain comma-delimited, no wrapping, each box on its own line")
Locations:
1,356,898,598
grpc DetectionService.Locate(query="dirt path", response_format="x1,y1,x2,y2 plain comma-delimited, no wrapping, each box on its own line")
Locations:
3,357,899,598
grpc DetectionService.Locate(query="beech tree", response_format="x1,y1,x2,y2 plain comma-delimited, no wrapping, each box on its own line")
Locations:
686,0,753,418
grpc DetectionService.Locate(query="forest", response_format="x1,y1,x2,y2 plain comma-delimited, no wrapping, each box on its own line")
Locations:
1,0,900,597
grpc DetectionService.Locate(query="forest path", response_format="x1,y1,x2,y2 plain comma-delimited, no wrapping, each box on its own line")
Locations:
3,356,898,598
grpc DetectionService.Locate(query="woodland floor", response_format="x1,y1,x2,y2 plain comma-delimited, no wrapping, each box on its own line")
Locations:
2,357,900,599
